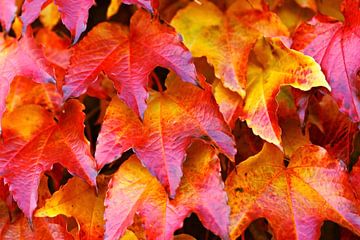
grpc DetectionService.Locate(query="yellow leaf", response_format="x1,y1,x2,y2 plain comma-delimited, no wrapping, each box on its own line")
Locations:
35,176,108,240
40,1,60,29
242,38,329,149
172,0,288,97
107,0,122,18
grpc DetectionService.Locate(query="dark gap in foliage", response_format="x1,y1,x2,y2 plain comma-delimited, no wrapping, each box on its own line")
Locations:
194,57,217,84
175,213,220,240
320,221,340,240
45,164,72,193
151,67,169,92
350,132,360,170
243,218,271,240
233,120,264,164
83,96,101,155
108,3,135,25
99,149,134,175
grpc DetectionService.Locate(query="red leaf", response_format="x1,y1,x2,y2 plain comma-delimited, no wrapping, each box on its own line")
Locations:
21,0,95,42
350,157,360,196
293,0,360,122
0,0,17,31
104,155,177,240
63,9,197,117
104,142,229,239
308,95,358,165
0,32,54,130
170,141,230,239
96,76,235,196
0,100,97,218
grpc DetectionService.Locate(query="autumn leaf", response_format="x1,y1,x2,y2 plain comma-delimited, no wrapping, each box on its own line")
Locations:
63,9,197,117
242,37,330,149
0,189,72,240
96,76,235,196
0,100,97,218
212,79,243,129
170,141,230,239
272,0,315,33
34,28,71,85
6,76,62,114
171,0,289,97
39,1,61,29
105,141,229,239
104,155,177,240
276,87,311,157
21,0,95,42
350,158,360,196
308,94,358,165
226,143,360,239
36,176,108,239
1,215,73,240
293,0,360,122
107,0,157,18
0,31,54,130
0,0,17,31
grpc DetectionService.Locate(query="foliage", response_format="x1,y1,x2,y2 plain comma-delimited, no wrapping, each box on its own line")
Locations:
0,0,359,239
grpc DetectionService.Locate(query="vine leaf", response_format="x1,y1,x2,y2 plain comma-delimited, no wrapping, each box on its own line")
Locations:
36,176,109,240
63,9,197,117
171,0,289,97
293,0,360,122
241,38,330,149
21,0,95,42
96,76,235,196
0,32,54,130
0,100,97,218
105,141,229,239
226,143,360,239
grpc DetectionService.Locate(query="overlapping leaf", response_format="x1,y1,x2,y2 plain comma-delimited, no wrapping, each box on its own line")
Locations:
242,37,330,148
36,176,108,239
6,76,62,114
96,76,235,196
350,158,360,196
0,0,17,31
63,9,197,117
107,0,157,18
105,141,229,239
293,0,360,122
1,215,73,239
226,143,360,239
308,95,358,164
0,180,72,240
0,100,97,218
212,79,243,128
21,0,95,42
169,141,230,239
0,32,54,129
171,0,289,97
104,155,177,240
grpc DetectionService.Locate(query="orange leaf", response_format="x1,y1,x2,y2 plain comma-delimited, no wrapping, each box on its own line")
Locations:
0,31,54,129
226,143,360,239
36,176,108,240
